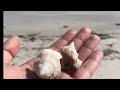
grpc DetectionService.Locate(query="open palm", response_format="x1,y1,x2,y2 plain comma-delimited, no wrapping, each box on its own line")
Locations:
3,27,103,79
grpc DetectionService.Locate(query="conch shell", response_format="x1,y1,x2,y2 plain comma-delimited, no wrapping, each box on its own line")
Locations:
61,42,83,70
34,49,62,79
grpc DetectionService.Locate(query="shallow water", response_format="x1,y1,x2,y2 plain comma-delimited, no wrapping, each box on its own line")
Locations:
4,11,120,35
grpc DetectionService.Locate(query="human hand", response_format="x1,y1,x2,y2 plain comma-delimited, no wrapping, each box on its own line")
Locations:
3,27,103,79
3,36,39,79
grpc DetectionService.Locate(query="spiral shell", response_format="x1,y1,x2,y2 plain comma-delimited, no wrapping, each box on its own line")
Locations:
61,42,83,70
34,49,62,79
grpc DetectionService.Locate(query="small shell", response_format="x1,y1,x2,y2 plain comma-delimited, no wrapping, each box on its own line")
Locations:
61,42,83,70
34,49,62,79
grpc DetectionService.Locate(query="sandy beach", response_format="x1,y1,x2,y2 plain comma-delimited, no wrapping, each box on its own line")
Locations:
3,11,120,79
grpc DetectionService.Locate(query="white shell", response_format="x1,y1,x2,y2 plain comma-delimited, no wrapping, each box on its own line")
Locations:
34,49,62,79
61,42,83,70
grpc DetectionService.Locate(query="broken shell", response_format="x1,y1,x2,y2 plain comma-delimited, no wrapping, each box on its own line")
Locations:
34,49,62,79
61,42,83,70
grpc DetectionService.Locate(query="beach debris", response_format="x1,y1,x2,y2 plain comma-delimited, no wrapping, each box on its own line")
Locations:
61,42,83,70
103,48,120,57
18,35,25,38
92,32,115,39
34,49,62,79
62,25,69,28
115,23,120,26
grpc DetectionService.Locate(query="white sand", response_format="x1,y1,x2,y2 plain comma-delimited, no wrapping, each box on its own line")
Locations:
3,11,120,79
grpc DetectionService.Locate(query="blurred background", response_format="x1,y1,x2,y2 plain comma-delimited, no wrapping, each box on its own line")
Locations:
3,11,120,79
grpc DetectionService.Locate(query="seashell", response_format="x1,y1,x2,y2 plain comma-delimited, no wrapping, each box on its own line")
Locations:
61,42,83,70
34,49,62,79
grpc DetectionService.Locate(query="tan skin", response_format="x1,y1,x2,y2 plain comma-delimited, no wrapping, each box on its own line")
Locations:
3,27,103,79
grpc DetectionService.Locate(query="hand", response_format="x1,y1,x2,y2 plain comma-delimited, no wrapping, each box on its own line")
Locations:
3,27,103,79
4,36,39,79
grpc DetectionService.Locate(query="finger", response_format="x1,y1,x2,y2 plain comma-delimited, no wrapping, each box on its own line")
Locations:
21,29,77,70
50,29,77,51
58,27,91,76
4,35,21,65
72,27,91,51
73,50,103,79
64,35,100,76
78,34,100,62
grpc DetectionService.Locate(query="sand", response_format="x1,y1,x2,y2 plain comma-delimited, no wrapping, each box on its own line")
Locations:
3,11,120,79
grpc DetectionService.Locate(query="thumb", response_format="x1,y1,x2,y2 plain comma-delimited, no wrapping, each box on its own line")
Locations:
4,35,21,65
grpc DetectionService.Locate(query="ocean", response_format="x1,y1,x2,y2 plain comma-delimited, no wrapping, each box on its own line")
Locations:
4,11,120,34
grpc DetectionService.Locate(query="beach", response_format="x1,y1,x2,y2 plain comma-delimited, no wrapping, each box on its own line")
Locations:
3,11,120,79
